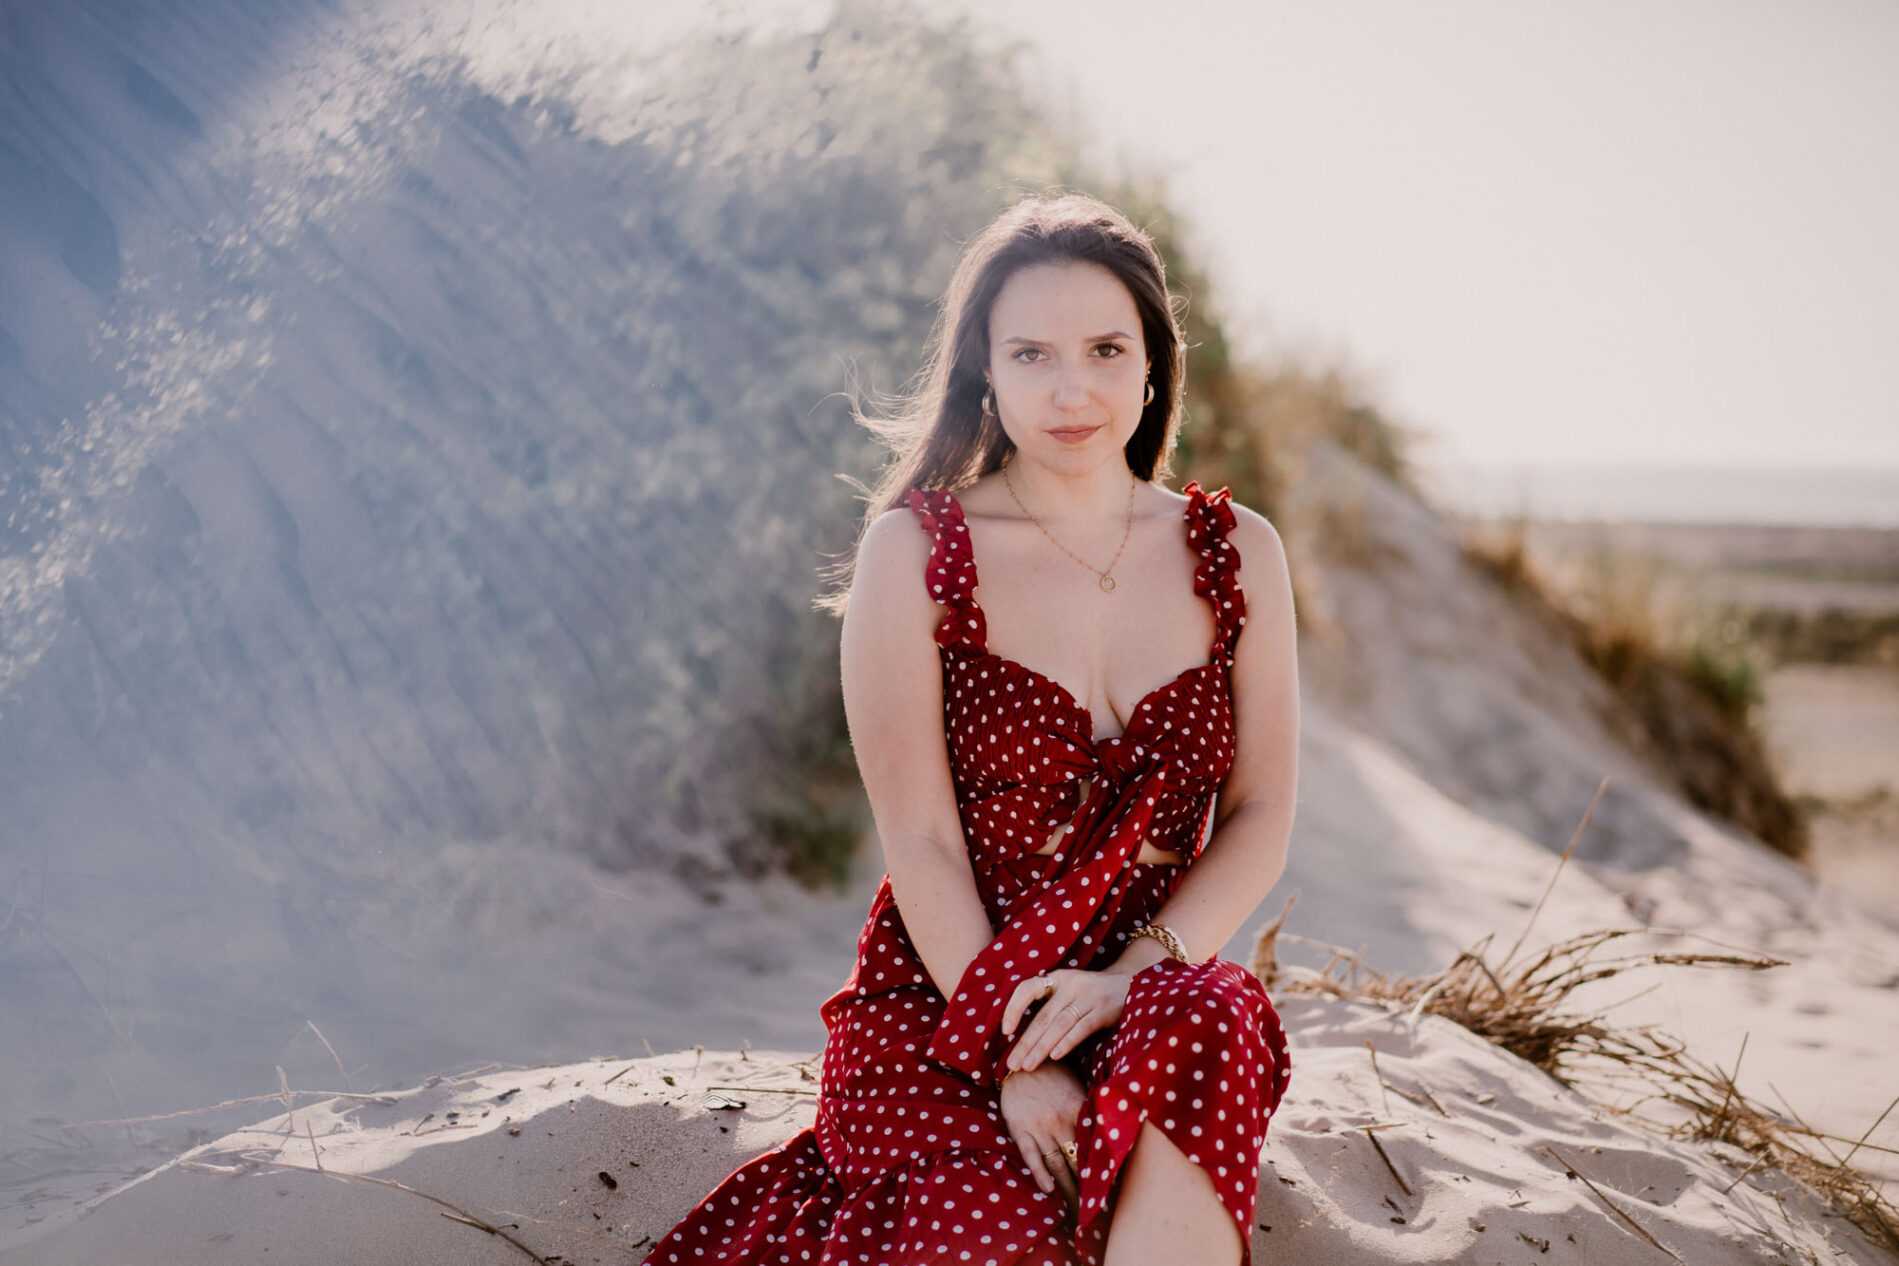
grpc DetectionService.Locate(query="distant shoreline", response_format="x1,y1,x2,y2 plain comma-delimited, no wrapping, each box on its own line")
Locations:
1464,516,1899,630
1415,459,1899,531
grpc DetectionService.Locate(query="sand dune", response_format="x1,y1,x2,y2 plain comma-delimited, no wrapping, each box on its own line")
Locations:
3,0,1895,1259
8,1014,1890,1265
7,444,1897,1260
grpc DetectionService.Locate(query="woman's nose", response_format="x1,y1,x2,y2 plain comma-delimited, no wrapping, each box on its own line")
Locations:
1051,361,1089,408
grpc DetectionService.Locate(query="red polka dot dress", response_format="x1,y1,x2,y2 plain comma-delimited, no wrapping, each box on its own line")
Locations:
647,481,1292,1265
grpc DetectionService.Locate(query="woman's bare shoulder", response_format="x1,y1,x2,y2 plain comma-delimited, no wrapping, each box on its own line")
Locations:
842,502,945,683
1223,497,1288,576
1163,483,1287,568
851,500,935,607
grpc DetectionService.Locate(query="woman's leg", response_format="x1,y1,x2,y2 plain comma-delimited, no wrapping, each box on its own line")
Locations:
1101,1120,1243,1266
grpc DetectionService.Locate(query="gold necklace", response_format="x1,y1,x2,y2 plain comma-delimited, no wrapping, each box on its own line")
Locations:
1002,459,1138,592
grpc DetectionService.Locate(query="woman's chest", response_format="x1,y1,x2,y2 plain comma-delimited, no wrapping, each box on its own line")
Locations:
968,541,1221,734
939,649,1237,791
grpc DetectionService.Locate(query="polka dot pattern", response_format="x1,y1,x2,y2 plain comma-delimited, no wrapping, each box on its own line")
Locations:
646,482,1291,1264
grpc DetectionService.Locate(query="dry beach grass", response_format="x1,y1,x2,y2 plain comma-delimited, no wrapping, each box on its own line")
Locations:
14,869,1895,1264
1251,782,1899,1256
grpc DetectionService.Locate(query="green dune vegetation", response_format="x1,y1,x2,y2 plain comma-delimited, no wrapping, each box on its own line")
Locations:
1458,517,1807,861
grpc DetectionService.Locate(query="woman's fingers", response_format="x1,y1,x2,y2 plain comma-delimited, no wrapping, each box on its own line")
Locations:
1014,1131,1057,1195
1005,1007,1051,1073
1004,971,1132,1063
1011,1002,1095,1073
1002,973,1056,1037
1049,1142,1080,1208
999,1067,1085,1206
1047,1007,1097,1061
1008,1013,1063,1072
1002,975,1065,1070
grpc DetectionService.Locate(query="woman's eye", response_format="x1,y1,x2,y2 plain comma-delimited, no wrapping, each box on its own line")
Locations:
1009,345,1126,361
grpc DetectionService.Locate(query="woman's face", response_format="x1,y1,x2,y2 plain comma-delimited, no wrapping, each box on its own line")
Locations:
985,260,1150,472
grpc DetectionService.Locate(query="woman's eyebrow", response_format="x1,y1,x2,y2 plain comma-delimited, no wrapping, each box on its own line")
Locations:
998,330,1136,346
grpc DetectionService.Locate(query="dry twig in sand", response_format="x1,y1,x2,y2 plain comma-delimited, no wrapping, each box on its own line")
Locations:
1545,1143,1684,1261
306,1021,353,1091
208,1150,554,1265
67,1089,398,1129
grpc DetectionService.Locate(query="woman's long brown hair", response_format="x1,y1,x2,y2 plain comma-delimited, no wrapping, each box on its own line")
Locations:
816,190,1187,617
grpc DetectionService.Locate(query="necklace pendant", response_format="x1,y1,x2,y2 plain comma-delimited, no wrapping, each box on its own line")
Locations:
1099,573,1116,593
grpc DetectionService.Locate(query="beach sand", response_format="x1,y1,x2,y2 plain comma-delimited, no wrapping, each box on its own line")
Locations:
7,682,1895,1263
7,1015,1890,1266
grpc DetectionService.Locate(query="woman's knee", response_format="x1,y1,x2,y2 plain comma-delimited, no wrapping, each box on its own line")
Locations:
1138,960,1268,1037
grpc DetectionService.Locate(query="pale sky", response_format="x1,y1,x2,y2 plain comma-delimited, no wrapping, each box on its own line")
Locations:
949,0,1899,473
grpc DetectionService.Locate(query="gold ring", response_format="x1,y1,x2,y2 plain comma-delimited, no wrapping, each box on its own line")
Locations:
1062,1140,1079,1166
1061,1002,1084,1020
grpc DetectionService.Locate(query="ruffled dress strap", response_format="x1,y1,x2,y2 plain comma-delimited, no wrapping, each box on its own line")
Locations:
902,487,987,653
1183,480,1247,666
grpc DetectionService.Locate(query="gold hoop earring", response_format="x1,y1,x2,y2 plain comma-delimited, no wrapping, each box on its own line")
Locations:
1143,380,1156,408
981,386,998,420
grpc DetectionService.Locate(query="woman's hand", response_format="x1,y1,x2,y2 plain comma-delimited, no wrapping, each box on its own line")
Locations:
1001,968,1131,1076
999,1061,1086,1206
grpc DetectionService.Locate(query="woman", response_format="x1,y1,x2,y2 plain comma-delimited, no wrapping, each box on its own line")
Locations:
648,191,1299,1265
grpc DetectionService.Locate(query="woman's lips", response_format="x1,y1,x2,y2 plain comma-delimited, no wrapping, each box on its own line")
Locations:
1047,425,1101,442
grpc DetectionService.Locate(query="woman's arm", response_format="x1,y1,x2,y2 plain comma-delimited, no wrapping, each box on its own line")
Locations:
1104,503,1300,977
839,508,997,997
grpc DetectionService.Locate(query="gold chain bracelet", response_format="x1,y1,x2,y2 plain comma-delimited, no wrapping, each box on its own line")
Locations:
1129,922,1191,964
